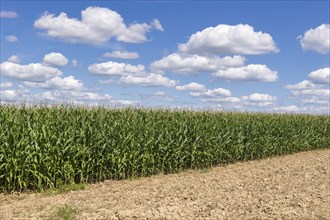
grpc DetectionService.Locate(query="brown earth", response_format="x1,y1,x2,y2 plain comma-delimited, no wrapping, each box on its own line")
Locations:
1,149,329,220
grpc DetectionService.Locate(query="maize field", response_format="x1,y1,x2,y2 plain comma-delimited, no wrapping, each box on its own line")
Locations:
0,104,329,192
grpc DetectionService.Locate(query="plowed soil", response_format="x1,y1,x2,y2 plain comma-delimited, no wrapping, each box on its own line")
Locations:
1,149,329,220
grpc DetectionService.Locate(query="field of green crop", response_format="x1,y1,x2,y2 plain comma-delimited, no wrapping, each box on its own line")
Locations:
0,104,329,192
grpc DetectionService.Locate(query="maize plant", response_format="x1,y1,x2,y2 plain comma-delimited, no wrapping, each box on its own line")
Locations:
0,104,329,192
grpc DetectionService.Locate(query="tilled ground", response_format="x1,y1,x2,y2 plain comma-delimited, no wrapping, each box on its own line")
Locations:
1,149,329,220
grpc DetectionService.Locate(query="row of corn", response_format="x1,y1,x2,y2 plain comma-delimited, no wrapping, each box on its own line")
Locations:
1,104,329,192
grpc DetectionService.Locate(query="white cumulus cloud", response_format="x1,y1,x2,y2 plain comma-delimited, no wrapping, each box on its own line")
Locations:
176,82,206,92
178,24,279,56
24,76,83,90
301,96,330,105
43,52,69,67
119,73,176,87
298,24,330,54
89,61,145,76
273,105,299,113
284,80,321,90
40,90,112,102
151,53,245,74
7,55,20,63
292,89,330,97
34,6,162,44
242,93,277,102
213,64,278,82
36,90,135,106
308,67,330,84
285,78,330,108
190,88,232,98
203,97,241,103
0,87,29,102
103,50,140,59
241,93,277,106
0,82,13,89
0,61,62,82
0,90,18,100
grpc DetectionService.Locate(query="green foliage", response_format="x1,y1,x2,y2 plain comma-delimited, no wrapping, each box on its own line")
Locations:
50,204,79,220
0,104,329,192
42,183,85,196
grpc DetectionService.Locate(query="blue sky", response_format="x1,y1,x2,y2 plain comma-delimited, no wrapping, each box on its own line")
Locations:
1,1,329,113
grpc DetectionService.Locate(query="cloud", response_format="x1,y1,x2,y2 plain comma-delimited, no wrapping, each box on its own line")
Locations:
0,61,62,82
178,24,279,56
284,80,321,90
273,105,299,112
308,67,330,84
176,82,206,92
285,79,330,108
0,84,137,106
285,80,329,96
153,91,166,96
34,6,162,44
0,90,18,100
151,91,175,101
291,89,330,97
150,24,277,84
6,35,18,42
241,93,277,106
89,61,145,76
115,100,136,106
99,79,114,84
151,53,245,74
119,73,176,87
213,64,278,82
190,88,232,98
203,97,241,103
0,87,29,102
37,90,135,106
7,55,20,63
0,11,17,18
24,76,84,90
302,106,330,114
69,91,112,101
43,52,68,67
40,90,112,102
71,59,80,67
151,19,164,32
298,24,330,54
189,89,277,107
103,50,140,59
272,105,328,114
301,96,330,105
241,93,277,102
0,82,13,89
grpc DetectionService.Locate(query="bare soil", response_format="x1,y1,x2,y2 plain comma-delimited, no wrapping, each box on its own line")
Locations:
1,149,329,220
